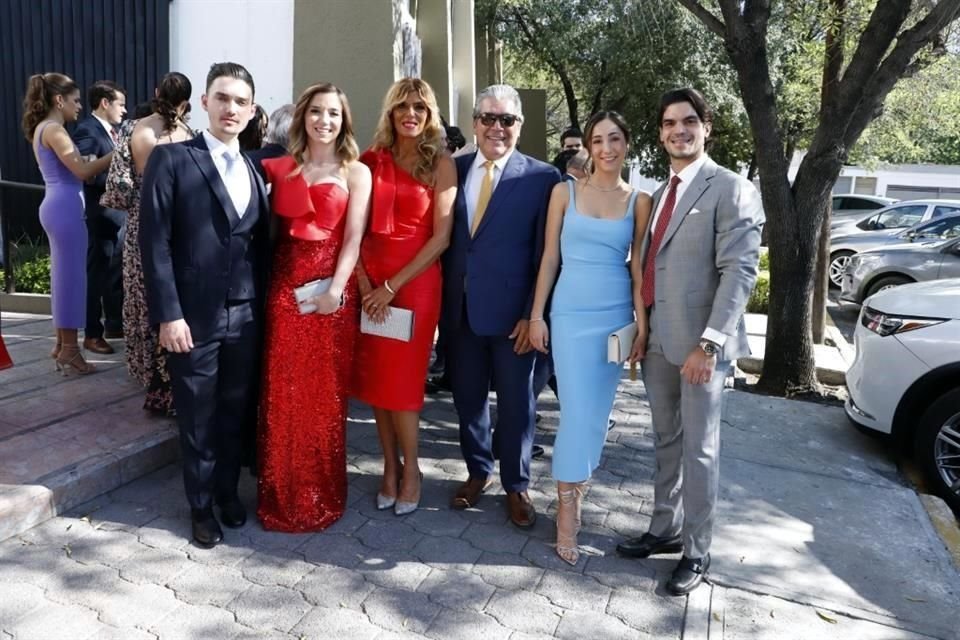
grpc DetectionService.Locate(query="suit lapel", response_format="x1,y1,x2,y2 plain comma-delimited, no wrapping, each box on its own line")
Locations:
94,122,113,151
454,153,476,243
187,137,242,228
657,158,716,255
642,183,667,257
472,151,525,240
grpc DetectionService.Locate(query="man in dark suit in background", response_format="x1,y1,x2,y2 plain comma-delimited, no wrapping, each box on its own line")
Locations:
140,62,270,548
73,80,126,354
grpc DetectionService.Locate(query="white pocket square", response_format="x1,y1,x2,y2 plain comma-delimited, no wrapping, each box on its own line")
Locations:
265,183,272,195
688,208,703,216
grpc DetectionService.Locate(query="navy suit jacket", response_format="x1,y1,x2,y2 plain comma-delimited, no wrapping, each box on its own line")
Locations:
441,151,560,336
139,136,271,342
71,116,115,220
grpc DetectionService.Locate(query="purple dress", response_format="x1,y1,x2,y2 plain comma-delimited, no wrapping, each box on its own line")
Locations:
35,122,86,328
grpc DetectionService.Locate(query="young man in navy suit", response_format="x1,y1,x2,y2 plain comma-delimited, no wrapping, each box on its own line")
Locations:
442,84,560,528
72,80,126,354
140,62,270,548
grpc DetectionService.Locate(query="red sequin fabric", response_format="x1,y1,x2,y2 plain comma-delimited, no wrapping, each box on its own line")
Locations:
351,150,441,411
257,178,358,532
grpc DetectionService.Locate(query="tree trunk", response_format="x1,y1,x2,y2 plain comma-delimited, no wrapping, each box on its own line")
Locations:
812,211,830,344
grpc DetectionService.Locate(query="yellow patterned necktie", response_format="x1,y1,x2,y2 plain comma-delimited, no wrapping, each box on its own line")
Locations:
471,160,496,236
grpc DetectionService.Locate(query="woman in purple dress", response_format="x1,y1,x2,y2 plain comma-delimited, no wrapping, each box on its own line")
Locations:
22,73,114,375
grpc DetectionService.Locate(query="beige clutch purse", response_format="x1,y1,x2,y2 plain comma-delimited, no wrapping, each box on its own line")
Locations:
607,322,638,363
361,307,415,342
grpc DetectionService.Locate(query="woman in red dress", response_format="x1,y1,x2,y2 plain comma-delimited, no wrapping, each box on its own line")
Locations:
353,78,457,515
257,83,371,531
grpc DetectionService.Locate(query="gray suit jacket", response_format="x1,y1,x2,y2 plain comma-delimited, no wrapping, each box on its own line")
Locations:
641,157,764,365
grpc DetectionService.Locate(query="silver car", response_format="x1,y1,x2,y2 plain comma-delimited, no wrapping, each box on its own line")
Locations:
830,199,960,235
830,194,897,221
840,236,960,304
829,214,960,287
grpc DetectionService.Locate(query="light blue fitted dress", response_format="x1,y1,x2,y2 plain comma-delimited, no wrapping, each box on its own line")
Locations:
551,181,637,482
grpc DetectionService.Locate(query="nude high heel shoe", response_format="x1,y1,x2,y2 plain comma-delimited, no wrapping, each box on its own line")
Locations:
394,471,423,516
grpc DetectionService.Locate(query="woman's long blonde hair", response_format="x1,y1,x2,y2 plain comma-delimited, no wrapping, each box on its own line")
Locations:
287,83,359,168
371,78,444,185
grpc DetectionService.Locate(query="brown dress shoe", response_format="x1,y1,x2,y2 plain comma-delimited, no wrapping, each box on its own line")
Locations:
507,491,537,528
83,337,115,354
451,475,494,509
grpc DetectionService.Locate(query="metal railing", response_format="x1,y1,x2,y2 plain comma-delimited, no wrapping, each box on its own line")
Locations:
0,177,46,294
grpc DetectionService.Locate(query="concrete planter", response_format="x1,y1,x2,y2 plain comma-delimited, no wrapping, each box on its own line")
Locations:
0,292,51,315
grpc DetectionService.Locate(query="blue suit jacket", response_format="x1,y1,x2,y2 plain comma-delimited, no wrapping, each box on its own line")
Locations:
139,136,271,343
71,116,115,220
441,151,560,336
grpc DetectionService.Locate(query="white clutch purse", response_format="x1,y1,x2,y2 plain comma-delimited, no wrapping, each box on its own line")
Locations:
607,322,638,363
293,277,342,314
361,307,415,342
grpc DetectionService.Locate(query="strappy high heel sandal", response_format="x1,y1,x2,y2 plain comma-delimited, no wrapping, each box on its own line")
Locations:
50,339,62,360
555,482,586,566
55,346,97,376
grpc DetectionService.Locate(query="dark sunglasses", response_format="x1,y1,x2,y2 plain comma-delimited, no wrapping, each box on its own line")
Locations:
476,112,521,127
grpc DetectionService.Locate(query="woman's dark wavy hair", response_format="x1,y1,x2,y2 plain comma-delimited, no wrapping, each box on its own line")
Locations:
151,72,192,131
21,72,78,141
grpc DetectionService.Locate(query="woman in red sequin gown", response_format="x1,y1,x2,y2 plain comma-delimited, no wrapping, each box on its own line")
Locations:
353,78,457,515
257,83,371,532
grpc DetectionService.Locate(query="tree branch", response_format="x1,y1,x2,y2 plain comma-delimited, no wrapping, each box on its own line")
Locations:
673,0,726,37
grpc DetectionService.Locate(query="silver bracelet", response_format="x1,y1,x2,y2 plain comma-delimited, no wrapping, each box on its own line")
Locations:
384,280,396,295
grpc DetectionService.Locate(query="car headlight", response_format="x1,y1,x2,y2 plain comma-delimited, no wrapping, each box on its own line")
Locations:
860,306,947,336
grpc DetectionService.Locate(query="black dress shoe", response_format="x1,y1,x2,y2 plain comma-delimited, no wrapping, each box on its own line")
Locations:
666,554,710,595
531,444,545,459
191,508,223,548
216,496,247,528
616,532,683,558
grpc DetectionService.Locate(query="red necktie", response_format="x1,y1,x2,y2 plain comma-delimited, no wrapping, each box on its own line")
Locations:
641,175,681,309
110,127,119,145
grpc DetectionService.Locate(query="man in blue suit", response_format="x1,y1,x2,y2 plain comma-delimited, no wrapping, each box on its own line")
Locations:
443,84,560,528
140,62,270,548
72,81,126,354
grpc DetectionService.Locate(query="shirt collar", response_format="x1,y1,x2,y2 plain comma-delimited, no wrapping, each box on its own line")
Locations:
473,147,516,173
92,113,114,138
203,130,241,160
669,153,708,185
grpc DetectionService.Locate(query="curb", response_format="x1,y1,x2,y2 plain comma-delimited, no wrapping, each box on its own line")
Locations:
0,426,178,542
736,355,847,386
919,494,960,570
0,292,51,315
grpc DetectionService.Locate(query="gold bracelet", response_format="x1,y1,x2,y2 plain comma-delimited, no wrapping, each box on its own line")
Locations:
384,280,396,295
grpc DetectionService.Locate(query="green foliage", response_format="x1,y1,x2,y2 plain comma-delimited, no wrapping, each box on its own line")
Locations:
747,270,770,314
759,248,770,272
1,236,52,294
851,53,960,165
488,0,754,178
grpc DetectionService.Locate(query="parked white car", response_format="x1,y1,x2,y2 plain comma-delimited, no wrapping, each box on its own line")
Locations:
845,279,960,510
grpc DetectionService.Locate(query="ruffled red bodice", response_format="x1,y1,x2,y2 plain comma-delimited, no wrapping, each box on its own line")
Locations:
262,155,349,241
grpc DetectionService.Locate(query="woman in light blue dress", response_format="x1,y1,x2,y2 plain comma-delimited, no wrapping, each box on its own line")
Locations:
529,111,651,565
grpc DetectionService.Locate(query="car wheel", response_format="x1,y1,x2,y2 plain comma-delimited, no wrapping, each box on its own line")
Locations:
865,275,912,299
828,251,855,288
915,388,960,511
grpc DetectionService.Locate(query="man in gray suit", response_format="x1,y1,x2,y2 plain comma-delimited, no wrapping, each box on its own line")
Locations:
617,88,764,595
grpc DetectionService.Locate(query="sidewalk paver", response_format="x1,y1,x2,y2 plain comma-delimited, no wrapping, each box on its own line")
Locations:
1,311,958,639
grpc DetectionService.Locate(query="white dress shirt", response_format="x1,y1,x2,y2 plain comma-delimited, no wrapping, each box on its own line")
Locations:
92,113,116,146
651,153,726,347
203,130,251,217
464,148,516,231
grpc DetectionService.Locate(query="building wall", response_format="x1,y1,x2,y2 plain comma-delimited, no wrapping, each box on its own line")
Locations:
169,0,294,132
292,0,399,148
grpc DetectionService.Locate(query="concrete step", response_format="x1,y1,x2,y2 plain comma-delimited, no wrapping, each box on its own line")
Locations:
0,313,178,541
